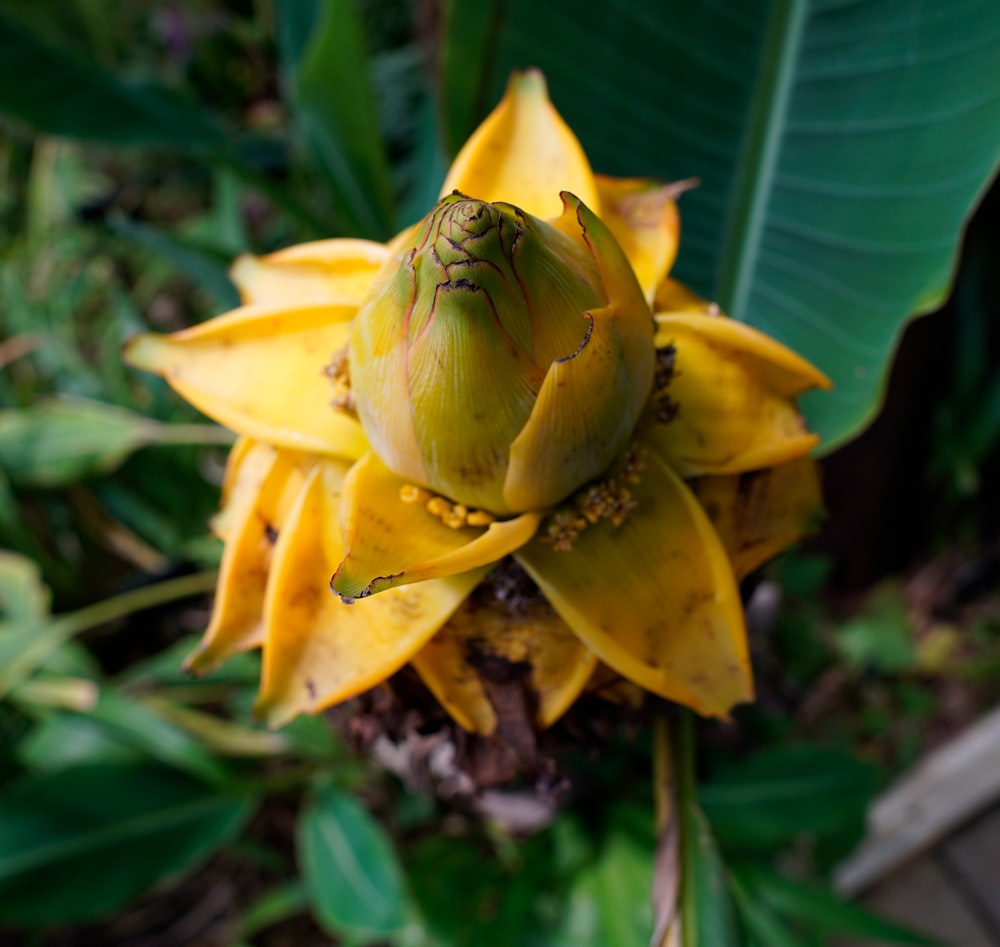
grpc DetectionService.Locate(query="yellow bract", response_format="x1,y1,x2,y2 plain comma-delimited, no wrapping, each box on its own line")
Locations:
692,457,824,581
188,444,318,673
440,69,600,221
125,68,830,735
230,238,389,306
332,452,541,599
595,175,682,304
123,303,368,459
644,313,831,476
256,461,482,726
516,448,752,717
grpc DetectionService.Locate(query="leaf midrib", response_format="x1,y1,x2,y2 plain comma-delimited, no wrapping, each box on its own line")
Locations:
714,0,809,321
0,794,238,881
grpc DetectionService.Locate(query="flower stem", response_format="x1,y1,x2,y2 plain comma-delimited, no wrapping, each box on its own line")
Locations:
145,423,236,447
1,571,219,701
674,710,697,947
51,570,219,638
652,713,684,947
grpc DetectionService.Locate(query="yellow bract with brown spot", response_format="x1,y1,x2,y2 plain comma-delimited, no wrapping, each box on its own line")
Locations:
124,69,830,735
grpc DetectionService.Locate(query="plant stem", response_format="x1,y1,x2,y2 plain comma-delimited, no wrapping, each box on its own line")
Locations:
652,714,684,947
0,572,219,701
675,711,697,947
674,710,696,807
51,570,219,638
145,423,236,447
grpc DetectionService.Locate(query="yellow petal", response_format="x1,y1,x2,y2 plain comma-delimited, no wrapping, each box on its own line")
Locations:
655,312,831,395
188,448,341,674
332,452,540,599
192,443,279,668
504,195,655,511
412,584,597,734
516,445,752,718
124,302,368,459
210,436,259,541
691,456,824,580
595,175,680,304
231,238,390,306
440,70,599,221
256,461,482,726
643,313,831,476
653,277,716,316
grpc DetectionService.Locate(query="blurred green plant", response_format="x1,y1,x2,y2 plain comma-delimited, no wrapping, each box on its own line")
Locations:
2,0,996,943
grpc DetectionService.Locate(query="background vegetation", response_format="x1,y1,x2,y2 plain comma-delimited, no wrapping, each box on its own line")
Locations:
1,1,998,944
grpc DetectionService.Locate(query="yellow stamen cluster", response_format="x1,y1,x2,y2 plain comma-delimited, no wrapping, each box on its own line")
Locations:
541,445,646,551
399,484,496,529
543,509,589,552
615,443,646,485
575,481,633,527
324,347,355,415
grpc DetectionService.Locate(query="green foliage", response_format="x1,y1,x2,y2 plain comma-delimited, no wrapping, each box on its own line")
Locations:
0,549,50,623
929,203,1000,515
0,10,223,150
838,584,917,673
732,864,938,946
298,783,408,939
0,762,252,926
0,398,233,488
700,744,877,853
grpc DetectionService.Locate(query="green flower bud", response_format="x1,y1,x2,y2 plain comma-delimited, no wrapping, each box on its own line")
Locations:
350,191,656,514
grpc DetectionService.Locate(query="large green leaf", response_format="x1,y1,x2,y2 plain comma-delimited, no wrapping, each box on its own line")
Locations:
439,0,1000,448
0,762,252,926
